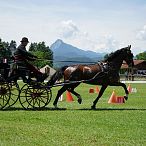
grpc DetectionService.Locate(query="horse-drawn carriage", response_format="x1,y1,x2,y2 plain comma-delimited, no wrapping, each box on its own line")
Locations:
0,45,134,110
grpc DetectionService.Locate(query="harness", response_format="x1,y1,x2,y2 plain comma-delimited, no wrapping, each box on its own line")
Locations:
99,62,109,72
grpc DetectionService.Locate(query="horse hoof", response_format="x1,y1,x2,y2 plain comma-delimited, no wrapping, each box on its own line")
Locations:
78,98,82,104
124,96,128,101
91,105,96,110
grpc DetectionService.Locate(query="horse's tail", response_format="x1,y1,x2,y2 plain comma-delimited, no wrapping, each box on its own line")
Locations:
47,66,68,86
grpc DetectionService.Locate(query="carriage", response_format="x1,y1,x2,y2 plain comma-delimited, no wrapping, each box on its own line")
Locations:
0,45,134,110
0,60,52,110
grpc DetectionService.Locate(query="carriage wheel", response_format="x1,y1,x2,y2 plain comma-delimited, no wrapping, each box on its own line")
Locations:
0,76,11,109
6,81,20,108
19,83,52,110
19,84,31,110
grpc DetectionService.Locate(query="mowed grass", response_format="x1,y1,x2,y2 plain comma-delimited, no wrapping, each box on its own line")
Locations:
0,82,146,146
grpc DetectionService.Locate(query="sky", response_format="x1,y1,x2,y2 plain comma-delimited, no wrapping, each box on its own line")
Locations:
0,0,146,55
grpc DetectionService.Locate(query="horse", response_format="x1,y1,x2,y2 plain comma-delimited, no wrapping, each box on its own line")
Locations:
48,45,134,109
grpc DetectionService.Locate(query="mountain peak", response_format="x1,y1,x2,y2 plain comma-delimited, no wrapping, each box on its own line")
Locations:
51,39,64,50
55,39,64,45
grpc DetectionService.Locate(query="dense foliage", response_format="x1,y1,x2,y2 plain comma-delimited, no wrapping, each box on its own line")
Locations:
29,42,53,68
0,38,14,63
136,52,146,60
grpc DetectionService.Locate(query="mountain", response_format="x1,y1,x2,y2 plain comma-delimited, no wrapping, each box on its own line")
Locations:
50,39,105,67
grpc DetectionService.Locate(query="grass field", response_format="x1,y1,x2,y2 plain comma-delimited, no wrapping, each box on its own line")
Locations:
0,83,146,146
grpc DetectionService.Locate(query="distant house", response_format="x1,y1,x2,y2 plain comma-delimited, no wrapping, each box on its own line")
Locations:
121,60,146,71
40,65,56,77
121,60,146,80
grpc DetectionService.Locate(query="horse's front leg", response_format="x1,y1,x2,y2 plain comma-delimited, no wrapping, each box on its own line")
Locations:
91,84,108,109
109,82,129,100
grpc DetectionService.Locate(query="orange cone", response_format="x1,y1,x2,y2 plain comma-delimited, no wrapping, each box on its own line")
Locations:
95,86,100,93
66,91,74,102
116,96,125,103
89,88,94,93
108,90,117,103
127,84,132,93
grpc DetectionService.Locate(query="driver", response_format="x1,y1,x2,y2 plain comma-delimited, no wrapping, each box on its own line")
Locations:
13,37,47,82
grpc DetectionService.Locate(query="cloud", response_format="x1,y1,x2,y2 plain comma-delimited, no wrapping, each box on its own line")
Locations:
59,20,79,38
136,25,146,40
58,20,120,53
100,35,119,52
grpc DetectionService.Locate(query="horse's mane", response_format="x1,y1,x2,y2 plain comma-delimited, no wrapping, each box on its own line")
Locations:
104,48,125,62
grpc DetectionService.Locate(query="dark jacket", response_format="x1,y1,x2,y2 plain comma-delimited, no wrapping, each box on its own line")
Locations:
14,44,36,64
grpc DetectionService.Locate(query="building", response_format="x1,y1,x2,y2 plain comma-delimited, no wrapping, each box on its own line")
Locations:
121,60,146,80
40,65,56,77
121,60,146,73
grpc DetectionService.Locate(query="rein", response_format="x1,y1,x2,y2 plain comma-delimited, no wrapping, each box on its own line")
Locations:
36,58,128,65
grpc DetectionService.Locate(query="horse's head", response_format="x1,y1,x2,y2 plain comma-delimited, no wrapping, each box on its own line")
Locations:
122,45,134,67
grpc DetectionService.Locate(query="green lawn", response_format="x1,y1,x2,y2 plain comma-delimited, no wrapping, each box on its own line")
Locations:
0,83,146,146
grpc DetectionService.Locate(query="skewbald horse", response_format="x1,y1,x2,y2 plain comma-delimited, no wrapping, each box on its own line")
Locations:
48,45,134,109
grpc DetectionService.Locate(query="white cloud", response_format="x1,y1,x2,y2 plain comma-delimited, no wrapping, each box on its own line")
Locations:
101,35,119,52
58,20,120,53
59,20,79,39
136,25,146,40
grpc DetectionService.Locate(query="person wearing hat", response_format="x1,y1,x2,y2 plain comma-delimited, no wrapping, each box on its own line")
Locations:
12,37,47,82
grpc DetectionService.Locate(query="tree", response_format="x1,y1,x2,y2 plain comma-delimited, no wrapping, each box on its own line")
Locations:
29,43,37,51
0,38,12,63
9,40,17,48
136,52,146,60
9,40,17,56
29,42,53,68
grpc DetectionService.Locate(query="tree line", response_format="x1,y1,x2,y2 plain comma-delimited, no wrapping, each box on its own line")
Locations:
0,38,53,68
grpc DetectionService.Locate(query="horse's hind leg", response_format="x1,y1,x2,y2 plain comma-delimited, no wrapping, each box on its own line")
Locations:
53,85,67,108
91,84,108,109
68,86,82,104
69,90,82,104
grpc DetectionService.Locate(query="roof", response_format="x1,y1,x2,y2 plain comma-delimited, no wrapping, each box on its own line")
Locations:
121,60,146,69
40,65,56,76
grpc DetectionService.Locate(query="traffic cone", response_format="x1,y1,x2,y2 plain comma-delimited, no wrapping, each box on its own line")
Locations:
89,88,94,93
127,84,132,93
95,86,100,93
66,91,74,102
116,96,125,103
108,90,117,103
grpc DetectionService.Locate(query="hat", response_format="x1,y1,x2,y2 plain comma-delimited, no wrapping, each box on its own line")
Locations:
20,37,29,42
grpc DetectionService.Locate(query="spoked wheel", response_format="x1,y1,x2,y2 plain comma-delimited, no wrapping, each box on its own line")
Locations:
19,83,52,110
0,76,11,109
6,81,20,108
